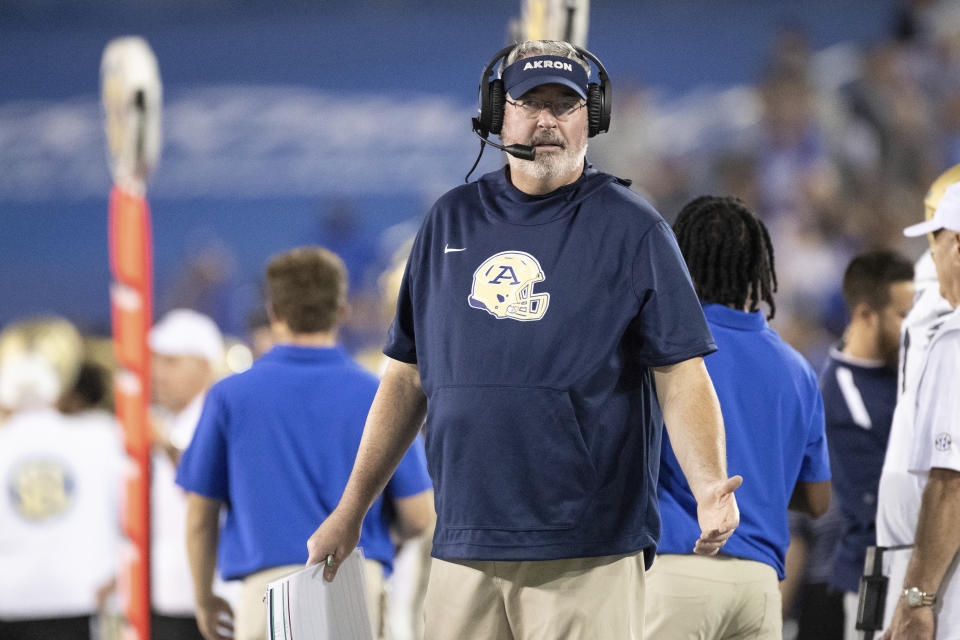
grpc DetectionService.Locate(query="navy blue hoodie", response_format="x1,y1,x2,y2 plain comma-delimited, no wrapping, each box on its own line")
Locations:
385,166,715,563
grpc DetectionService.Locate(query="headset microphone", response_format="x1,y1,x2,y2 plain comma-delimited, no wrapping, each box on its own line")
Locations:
465,118,536,182
472,125,535,160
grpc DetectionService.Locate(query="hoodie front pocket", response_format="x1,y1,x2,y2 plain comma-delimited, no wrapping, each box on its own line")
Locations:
426,385,597,531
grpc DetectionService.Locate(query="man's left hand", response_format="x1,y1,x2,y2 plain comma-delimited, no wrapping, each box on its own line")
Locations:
694,475,743,555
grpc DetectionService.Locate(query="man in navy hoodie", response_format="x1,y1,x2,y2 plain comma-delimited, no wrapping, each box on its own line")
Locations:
307,40,741,639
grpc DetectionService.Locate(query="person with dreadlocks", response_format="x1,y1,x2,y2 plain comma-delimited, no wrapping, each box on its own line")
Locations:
646,195,833,639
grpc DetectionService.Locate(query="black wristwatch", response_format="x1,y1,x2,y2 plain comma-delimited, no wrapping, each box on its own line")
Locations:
902,586,936,607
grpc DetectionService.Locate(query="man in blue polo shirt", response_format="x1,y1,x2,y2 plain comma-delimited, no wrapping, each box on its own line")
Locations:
819,250,913,639
648,195,832,639
176,247,433,640
306,40,742,639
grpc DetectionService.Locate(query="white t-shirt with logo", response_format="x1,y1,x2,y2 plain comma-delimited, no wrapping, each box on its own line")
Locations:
0,408,123,619
879,305,960,636
877,251,953,547
910,309,960,475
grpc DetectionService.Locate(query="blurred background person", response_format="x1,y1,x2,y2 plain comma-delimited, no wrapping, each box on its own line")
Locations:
818,249,914,639
648,196,831,639
176,247,433,640
0,317,123,640
148,309,226,640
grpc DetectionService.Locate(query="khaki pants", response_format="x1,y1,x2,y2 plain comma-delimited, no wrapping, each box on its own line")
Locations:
645,554,781,640
235,560,387,640
423,552,645,640
843,591,859,640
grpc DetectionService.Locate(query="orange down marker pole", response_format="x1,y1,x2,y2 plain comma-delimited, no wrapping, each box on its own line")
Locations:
101,37,163,640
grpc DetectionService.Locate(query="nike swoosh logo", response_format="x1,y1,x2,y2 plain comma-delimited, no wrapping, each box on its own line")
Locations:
444,244,466,253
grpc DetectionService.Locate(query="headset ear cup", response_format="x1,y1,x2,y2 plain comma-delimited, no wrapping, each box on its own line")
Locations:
587,83,603,138
488,79,505,135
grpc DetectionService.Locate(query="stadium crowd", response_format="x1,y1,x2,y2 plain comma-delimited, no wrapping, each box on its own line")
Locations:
594,0,960,367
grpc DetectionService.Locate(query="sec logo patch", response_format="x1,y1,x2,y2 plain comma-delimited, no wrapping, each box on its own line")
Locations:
935,432,952,452
7,458,75,522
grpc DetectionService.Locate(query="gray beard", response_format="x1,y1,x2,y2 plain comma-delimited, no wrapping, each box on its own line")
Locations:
514,144,587,181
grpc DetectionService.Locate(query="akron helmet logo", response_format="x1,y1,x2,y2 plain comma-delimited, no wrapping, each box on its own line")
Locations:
468,251,550,321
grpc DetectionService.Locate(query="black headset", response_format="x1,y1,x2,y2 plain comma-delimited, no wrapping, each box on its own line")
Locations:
473,43,612,139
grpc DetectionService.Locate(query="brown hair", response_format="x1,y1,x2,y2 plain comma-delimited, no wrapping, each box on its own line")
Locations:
842,250,914,314
266,247,347,333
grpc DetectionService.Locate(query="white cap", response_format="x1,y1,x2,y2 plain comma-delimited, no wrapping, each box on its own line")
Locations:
149,309,224,370
904,182,960,237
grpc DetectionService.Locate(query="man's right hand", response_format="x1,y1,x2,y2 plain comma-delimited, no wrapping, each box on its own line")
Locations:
195,595,233,640
694,475,743,555
306,508,362,583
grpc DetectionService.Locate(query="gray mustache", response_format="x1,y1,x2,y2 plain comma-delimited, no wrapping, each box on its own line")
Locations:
531,137,565,147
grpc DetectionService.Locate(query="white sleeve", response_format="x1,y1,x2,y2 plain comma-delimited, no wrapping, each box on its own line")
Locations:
909,329,960,474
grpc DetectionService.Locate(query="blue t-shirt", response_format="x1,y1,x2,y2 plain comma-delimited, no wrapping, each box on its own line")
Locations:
175,345,432,580
819,348,896,593
384,165,715,564
657,304,831,579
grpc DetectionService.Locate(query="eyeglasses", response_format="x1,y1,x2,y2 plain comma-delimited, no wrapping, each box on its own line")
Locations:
505,97,586,120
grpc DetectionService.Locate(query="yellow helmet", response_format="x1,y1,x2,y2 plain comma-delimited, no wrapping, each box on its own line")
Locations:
923,164,960,248
468,251,550,321
0,317,83,410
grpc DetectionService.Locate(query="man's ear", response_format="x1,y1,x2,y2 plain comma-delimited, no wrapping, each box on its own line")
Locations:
338,301,352,324
852,300,878,325
265,302,278,325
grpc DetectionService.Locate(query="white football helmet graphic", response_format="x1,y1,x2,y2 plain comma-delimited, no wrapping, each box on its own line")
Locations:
468,251,550,321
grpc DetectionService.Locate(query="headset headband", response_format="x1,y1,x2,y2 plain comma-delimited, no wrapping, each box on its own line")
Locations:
474,43,612,139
